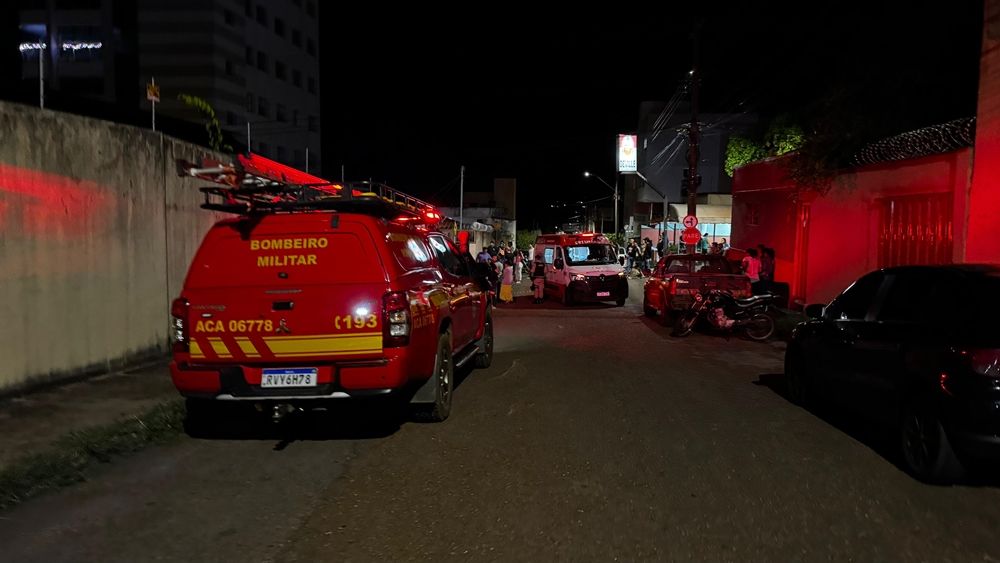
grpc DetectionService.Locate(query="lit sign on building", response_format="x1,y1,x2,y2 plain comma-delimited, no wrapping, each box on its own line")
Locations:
617,134,637,174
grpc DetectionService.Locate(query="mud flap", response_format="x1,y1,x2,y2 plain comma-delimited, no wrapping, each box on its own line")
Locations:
409,373,438,404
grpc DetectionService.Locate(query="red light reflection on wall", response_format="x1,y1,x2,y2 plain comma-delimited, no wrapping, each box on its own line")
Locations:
0,162,114,238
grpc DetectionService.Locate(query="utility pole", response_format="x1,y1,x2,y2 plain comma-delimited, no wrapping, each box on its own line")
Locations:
459,165,465,231
305,147,310,173
685,26,702,254
38,45,44,109
246,122,251,152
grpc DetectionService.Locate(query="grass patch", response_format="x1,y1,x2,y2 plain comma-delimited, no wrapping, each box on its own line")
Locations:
0,399,186,511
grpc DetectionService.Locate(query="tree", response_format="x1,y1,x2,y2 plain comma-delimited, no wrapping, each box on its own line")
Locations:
177,94,233,152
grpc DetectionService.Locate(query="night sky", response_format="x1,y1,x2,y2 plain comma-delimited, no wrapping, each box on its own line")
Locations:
320,3,983,227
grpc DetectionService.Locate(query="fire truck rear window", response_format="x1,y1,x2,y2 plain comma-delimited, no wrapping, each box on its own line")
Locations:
387,234,433,271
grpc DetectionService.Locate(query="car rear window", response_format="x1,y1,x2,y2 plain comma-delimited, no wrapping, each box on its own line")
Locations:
664,257,732,274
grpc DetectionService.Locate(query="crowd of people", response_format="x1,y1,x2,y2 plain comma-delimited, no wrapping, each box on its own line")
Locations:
475,241,528,305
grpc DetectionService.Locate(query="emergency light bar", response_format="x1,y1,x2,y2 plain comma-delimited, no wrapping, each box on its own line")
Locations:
176,152,442,224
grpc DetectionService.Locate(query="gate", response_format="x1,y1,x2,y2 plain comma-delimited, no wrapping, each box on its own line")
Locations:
877,193,952,268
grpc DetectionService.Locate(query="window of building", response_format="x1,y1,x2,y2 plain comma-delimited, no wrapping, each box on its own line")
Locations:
276,103,287,122
275,60,286,80
274,17,285,37
246,93,255,113
245,46,253,64
308,116,318,132
292,69,302,88
255,4,267,25
258,96,269,117
244,0,252,17
307,76,316,94
256,51,268,71
292,29,302,47
224,9,236,26
306,38,316,57
747,204,760,226
305,1,316,17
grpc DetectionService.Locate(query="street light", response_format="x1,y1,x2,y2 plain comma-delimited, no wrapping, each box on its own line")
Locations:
583,171,619,235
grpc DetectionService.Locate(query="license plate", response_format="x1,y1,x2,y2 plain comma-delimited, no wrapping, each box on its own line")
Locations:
261,368,317,388
596,291,611,297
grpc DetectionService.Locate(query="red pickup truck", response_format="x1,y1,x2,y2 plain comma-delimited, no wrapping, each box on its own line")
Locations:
642,254,752,325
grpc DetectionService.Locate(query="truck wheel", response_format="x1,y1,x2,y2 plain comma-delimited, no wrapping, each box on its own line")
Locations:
643,296,656,316
473,315,494,369
900,401,965,484
413,331,454,422
657,293,673,326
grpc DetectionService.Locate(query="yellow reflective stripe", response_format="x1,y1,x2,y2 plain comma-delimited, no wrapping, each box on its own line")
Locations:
265,332,381,341
207,337,232,358
262,334,382,355
190,340,204,358
234,337,261,358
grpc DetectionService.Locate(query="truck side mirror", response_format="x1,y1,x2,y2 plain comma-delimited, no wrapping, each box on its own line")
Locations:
554,257,564,270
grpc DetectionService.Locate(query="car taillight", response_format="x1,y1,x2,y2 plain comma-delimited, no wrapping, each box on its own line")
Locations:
383,291,411,347
969,349,1000,377
170,297,189,353
669,278,678,295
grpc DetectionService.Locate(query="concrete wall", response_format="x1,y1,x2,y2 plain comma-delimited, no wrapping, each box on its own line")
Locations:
0,101,222,393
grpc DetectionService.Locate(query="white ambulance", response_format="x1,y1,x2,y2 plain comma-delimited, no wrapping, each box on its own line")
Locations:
533,233,628,306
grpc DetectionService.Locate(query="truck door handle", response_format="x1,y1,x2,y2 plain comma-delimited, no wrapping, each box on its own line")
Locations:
272,301,294,311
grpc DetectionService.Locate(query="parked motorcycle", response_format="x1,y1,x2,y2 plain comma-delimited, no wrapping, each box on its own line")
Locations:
671,289,776,341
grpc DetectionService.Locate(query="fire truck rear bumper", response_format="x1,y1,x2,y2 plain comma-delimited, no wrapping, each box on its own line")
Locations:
170,357,411,400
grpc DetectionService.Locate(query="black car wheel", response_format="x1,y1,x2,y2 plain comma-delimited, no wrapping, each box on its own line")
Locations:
473,316,494,369
784,348,811,406
900,402,965,484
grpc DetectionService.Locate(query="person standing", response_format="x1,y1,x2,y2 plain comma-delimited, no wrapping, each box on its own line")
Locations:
514,250,524,283
531,259,546,304
742,248,762,292
499,260,514,304
758,246,776,294
642,239,653,273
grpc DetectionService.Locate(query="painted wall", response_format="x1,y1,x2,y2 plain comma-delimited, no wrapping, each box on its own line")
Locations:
0,101,222,392
733,149,973,306
967,0,1000,262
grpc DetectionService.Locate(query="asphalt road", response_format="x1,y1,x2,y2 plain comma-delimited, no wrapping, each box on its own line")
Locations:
3,282,1000,562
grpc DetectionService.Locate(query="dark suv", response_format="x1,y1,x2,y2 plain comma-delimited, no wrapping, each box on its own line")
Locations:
785,265,1000,483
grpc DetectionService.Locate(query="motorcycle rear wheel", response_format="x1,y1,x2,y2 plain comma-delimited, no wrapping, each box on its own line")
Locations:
744,313,775,341
671,312,697,337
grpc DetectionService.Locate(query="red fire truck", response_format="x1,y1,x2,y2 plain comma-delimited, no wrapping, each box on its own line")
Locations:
170,153,493,427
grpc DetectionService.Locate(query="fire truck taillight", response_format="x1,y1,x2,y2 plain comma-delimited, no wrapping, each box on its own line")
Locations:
170,297,189,352
383,291,411,347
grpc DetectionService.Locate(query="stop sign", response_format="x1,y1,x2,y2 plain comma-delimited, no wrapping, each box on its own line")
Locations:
681,227,702,246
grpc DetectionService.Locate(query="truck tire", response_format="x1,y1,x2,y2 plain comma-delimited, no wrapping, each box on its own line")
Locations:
413,331,454,422
657,293,673,326
473,315,494,369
